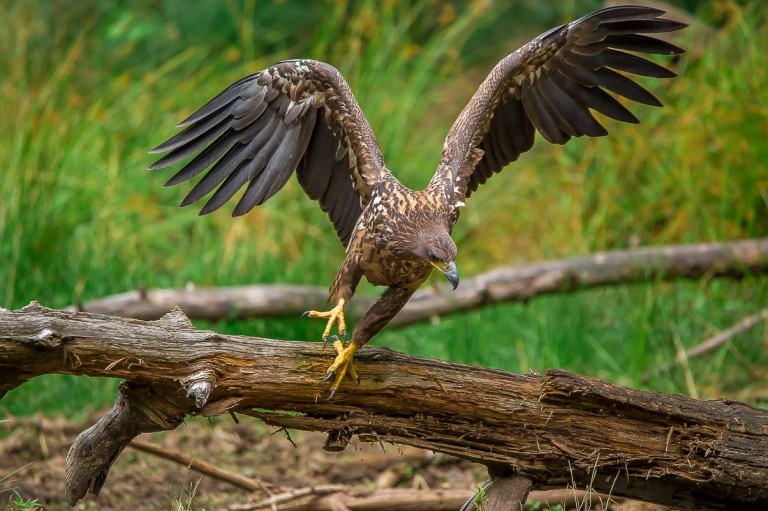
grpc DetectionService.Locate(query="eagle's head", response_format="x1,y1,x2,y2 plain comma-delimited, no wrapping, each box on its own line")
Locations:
417,229,459,290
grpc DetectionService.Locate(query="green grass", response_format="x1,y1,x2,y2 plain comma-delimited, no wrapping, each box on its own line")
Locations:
6,491,41,511
2,0,767,417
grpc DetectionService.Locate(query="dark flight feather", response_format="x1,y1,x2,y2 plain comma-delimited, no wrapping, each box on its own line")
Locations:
436,5,685,198
149,60,385,246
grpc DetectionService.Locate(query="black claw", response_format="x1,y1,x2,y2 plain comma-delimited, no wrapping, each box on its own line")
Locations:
323,370,336,382
301,311,311,318
322,334,339,348
327,389,336,401
355,376,361,386
340,329,347,342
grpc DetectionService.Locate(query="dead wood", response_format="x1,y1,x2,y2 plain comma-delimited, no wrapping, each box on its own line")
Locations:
128,437,273,493
1,303,767,509
645,308,768,383
68,238,768,328
230,487,613,511
683,308,768,360
231,484,348,510
230,487,470,511
482,471,533,511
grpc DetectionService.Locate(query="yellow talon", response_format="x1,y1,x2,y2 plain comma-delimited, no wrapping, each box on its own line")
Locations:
304,298,347,343
324,340,359,399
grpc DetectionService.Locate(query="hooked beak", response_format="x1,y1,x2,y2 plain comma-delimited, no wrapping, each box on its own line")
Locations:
431,261,460,290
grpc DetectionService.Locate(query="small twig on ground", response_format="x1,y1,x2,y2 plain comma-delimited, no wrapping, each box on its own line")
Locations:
644,308,768,382
129,437,273,494
232,486,619,511
326,494,352,511
373,462,407,488
229,484,348,510
231,487,473,511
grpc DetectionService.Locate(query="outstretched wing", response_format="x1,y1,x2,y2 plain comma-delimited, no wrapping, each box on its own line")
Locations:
435,6,686,202
148,59,387,247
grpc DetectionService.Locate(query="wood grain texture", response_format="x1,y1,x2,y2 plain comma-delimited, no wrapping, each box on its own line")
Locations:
1,303,767,509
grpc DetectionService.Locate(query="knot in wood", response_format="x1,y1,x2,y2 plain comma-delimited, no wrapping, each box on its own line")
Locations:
185,370,217,408
31,328,65,348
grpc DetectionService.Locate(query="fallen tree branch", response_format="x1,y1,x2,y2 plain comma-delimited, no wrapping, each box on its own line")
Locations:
1,303,767,509
645,308,768,383
128,437,273,494
230,487,612,511
68,238,768,328
231,484,348,510
231,487,470,511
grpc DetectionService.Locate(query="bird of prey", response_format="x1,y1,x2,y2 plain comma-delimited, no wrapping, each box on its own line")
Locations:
149,6,685,398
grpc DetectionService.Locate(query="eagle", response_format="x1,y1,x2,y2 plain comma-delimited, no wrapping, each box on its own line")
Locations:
149,6,685,398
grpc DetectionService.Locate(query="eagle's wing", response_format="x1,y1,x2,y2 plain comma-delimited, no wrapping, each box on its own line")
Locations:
435,6,685,202
148,60,387,247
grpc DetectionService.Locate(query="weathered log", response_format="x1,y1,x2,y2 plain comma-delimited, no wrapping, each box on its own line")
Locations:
1,303,767,509
68,238,768,327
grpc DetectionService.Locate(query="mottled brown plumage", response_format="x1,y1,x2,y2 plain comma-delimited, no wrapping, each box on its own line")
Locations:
149,6,685,396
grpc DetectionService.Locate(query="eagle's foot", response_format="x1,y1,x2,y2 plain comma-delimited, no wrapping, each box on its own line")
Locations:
323,340,360,400
303,298,347,345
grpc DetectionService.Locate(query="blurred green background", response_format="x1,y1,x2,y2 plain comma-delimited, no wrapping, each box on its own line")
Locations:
1,0,766,418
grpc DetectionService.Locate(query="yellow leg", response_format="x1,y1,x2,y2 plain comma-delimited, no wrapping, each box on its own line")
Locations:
323,340,359,399
303,298,347,344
